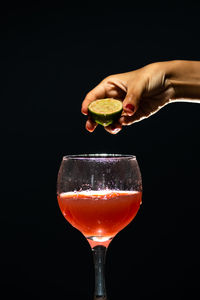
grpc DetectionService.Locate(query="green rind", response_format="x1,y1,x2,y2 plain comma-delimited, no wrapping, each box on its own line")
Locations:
88,109,122,127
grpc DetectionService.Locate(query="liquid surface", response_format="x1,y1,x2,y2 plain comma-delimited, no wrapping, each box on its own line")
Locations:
58,190,142,246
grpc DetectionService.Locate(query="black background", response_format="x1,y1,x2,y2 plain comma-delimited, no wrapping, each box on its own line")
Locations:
1,1,200,299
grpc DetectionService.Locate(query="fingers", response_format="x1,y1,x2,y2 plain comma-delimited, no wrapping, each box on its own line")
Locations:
104,121,122,135
82,72,147,133
86,119,122,135
119,112,145,126
82,83,106,133
83,85,144,133
81,83,106,115
119,101,153,126
85,117,98,132
122,85,144,116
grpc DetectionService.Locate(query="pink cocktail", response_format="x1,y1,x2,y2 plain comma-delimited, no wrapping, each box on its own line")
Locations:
57,154,142,299
58,190,142,248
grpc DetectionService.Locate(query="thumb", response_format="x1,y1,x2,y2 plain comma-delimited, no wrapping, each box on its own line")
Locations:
123,87,143,116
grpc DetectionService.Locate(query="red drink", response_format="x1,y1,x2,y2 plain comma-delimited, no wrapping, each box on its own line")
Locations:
58,190,142,247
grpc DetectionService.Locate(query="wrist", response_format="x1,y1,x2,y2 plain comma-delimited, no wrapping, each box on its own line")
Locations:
164,60,200,101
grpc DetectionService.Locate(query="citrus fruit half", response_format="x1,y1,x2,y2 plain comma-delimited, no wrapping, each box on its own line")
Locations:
88,98,123,126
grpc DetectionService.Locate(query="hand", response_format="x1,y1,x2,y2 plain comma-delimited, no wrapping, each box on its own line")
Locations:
81,62,175,134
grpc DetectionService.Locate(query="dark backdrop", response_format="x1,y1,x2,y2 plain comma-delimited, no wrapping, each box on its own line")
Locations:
1,1,200,299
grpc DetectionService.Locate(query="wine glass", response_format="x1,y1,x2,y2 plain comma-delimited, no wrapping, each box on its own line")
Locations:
57,154,142,299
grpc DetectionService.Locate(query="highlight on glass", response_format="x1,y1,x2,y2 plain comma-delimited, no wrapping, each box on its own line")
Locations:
57,154,142,299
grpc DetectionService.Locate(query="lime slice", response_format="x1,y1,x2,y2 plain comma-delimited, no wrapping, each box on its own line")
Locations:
88,98,123,126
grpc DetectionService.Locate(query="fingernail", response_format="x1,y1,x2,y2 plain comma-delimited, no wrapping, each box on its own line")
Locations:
112,127,121,134
125,104,135,112
110,124,121,134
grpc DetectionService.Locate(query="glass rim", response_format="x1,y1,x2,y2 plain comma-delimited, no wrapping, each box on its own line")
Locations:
63,154,136,160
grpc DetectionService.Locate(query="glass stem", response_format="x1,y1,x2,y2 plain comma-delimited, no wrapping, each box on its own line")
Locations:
92,245,107,299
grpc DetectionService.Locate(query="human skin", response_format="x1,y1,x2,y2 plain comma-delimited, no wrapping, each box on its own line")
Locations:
81,60,200,134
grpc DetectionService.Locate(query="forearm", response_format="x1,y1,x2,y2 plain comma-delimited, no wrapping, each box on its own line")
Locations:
165,60,200,103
